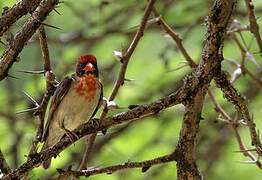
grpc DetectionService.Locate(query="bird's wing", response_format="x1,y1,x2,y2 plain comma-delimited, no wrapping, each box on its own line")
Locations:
41,75,73,142
90,82,103,119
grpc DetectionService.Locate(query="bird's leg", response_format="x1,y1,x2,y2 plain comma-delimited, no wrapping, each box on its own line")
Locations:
88,118,100,128
60,120,79,142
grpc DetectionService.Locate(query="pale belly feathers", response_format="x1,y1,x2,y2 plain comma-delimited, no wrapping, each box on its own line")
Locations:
47,78,101,144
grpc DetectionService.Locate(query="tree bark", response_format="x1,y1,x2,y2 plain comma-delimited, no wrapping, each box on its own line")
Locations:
175,0,236,179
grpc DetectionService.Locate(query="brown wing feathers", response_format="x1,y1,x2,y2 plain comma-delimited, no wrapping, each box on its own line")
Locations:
41,76,73,142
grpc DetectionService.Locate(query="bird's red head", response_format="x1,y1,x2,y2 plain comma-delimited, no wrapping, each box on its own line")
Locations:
76,54,98,77
77,54,97,65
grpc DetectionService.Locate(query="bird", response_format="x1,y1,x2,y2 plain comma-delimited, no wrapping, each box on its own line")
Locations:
41,54,103,169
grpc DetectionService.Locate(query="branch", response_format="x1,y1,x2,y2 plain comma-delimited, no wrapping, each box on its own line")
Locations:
0,0,41,36
151,6,197,69
208,87,262,169
214,70,262,156
244,0,262,55
57,153,176,178
230,33,262,88
174,0,236,179
0,148,12,174
79,0,157,170
109,0,157,100
0,0,59,81
153,1,235,179
36,25,57,140
2,88,183,179
22,25,57,180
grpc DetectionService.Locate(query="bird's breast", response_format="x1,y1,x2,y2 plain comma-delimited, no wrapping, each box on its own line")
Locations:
54,75,101,131
76,74,97,101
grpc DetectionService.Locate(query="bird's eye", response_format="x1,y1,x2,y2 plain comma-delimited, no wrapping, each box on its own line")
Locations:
80,63,87,69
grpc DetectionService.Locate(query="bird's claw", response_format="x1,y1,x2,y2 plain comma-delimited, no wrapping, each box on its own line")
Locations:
64,128,79,143
89,118,100,128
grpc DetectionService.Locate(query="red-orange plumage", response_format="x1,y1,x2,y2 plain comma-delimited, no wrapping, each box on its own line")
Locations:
76,74,97,101
77,54,97,65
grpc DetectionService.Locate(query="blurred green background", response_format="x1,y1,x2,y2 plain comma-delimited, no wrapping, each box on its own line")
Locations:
0,0,262,179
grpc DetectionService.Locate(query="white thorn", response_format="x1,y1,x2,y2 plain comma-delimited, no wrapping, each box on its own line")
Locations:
16,107,38,114
231,68,242,83
22,91,39,106
124,78,135,82
103,97,126,110
113,51,123,61
237,160,257,164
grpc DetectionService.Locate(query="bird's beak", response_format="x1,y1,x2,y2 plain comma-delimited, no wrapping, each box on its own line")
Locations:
84,63,94,72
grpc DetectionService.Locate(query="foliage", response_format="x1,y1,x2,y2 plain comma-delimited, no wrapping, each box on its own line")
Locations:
0,0,262,179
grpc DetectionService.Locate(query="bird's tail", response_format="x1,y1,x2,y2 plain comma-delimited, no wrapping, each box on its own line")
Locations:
43,158,52,169
41,140,52,169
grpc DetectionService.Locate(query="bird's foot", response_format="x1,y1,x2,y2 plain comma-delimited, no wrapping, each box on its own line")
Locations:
60,120,79,143
64,128,79,143
89,118,100,128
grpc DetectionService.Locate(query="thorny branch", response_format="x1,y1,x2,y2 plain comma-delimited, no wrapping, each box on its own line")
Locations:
229,32,262,88
57,153,177,178
208,90,262,169
156,0,262,171
217,15,262,158
0,0,60,81
153,1,260,179
174,1,236,179
0,0,41,37
151,6,197,69
78,0,157,171
214,71,262,155
21,25,57,180
36,25,57,142
2,89,183,180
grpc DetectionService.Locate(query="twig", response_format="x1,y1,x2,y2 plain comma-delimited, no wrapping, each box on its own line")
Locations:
208,90,231,120
231,123,262,169
231,34,262,88
245,70,262,89
22,25,57,180
57,153,177,178
214,70,262,156
30,24,55,148
39,25,51,72
78,0,157,171
208,88,262,169
110,0,157,100
0,0,60,81
17,70,45,74
151,6,197,69
0,148,12,174
244,0,262,55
